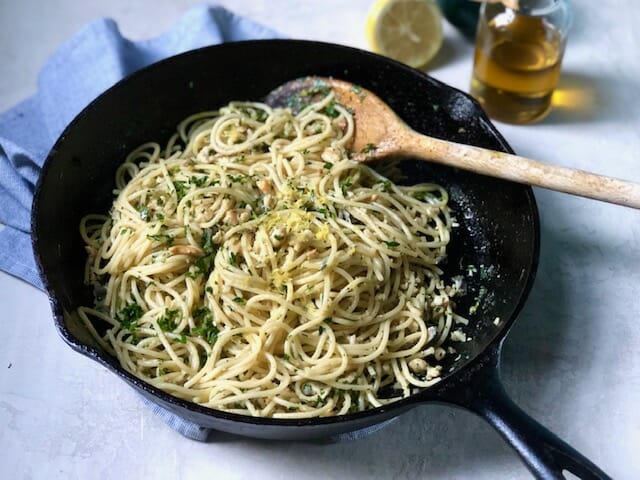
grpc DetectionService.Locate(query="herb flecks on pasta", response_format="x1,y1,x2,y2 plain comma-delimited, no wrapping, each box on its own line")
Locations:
78,92,466,418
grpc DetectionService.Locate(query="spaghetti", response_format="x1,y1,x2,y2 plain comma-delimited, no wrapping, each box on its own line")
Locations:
78,91,466,418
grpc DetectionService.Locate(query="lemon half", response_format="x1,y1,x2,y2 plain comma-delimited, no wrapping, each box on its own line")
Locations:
365,0,443,69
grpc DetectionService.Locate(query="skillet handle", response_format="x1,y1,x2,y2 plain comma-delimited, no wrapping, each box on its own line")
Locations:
437,346,612,480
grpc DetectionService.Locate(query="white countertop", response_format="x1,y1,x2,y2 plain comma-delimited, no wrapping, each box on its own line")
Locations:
1,1,639,479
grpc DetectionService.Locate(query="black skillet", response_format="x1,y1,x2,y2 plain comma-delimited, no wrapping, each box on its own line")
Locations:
32,40,610,479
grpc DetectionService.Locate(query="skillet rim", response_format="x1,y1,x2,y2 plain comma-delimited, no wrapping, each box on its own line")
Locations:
31,38,540,428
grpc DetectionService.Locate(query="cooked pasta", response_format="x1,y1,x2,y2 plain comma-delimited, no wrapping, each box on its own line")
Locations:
78,91,466,418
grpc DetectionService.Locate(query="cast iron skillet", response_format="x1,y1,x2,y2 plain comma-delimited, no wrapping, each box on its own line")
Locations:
32,40,610,479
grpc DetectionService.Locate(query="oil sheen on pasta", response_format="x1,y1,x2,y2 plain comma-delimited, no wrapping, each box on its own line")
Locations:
78,92,468,418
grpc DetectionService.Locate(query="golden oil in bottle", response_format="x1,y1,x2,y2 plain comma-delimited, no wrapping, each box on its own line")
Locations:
471,3,570,124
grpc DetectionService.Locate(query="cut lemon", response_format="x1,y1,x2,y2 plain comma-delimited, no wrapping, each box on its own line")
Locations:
365,0,443,68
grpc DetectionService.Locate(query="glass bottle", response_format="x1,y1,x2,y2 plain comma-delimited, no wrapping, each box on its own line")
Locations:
470,0,573,124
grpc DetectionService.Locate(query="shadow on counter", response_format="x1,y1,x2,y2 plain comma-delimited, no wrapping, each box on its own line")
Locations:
543,70,639,125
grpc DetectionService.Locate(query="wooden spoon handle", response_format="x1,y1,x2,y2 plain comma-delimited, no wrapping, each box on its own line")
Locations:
399,129,640,209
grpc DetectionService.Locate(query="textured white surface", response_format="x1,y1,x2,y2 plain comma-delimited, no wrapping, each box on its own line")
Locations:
1,1,639,479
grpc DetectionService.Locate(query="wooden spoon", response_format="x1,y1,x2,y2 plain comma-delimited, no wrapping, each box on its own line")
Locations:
266,76,640,209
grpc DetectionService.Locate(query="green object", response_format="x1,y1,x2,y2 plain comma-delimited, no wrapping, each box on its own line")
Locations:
436,0,481,39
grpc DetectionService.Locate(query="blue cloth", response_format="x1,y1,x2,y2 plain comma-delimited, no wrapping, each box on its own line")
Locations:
0,3,395,443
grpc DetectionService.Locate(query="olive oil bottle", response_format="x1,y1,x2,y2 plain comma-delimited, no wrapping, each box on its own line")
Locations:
470,1,572,124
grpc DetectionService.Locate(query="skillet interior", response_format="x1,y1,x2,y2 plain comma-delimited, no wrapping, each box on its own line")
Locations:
33,39,539,439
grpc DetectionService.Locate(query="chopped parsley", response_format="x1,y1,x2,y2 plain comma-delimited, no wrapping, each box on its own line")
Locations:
157,308,180,332
189,175,208,187
233,297,246,305
229,174,247,184
317,207,335,219
255,108,268,122
351,84,366,100
189,254,214,279
229,251,237,266
382,240,400,248
348,393,360,412
323,162,333,169
339,176,353,194
376,179,392,191
147,233,174,246
322,101,339,118
412,191,433,201
172,181,189,201
283,353,290,361
479,265,491,281
117,302,143,330
314,395,328,407
360,143,377,154
202,230,216,254
191,306,219,345
188,231,219,279
239,106,268,122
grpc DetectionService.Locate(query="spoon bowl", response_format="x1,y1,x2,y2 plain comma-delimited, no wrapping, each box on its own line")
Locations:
267,76,640,209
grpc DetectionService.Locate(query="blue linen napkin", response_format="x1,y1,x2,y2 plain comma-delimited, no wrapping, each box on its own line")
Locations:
0,3,395,442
